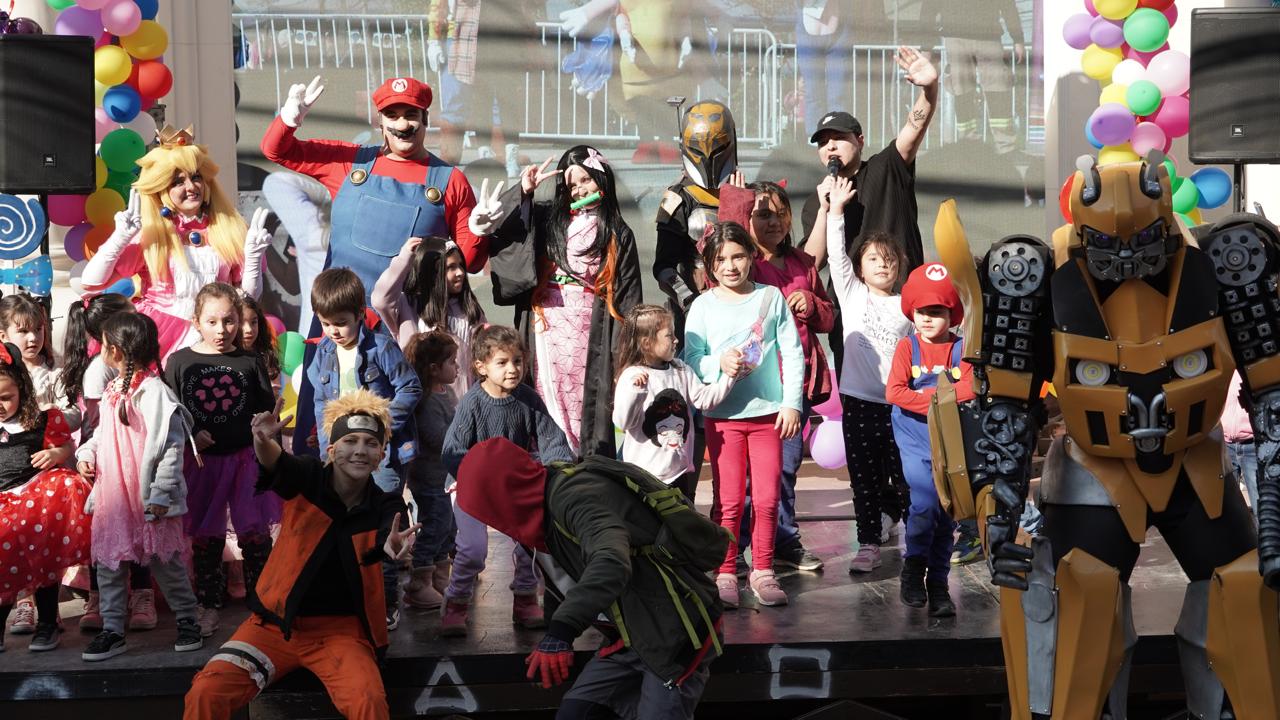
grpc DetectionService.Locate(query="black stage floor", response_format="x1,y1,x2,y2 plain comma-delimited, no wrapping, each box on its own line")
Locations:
0,466,1198,719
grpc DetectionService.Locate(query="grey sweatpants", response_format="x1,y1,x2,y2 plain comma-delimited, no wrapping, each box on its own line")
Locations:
98,553,198,634
559,645,714,720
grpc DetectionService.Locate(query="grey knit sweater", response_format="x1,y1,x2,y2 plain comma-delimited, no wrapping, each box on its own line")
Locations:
442,382,574,476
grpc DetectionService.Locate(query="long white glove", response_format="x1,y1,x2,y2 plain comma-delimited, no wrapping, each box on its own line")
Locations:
240,207,270,299
678,37,692,69
427,41,445,73
467,178,523,237
559,7,589,38
279,75,325,128
82,189,141,288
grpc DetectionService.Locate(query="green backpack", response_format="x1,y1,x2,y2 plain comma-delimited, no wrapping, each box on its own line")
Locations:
547,455,731,654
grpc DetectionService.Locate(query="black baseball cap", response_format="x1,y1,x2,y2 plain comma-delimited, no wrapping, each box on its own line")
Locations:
810,111,863,143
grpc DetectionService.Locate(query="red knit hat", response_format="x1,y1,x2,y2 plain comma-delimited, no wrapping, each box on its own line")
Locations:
900,262,964,325
372,77,433,111
456,438,549,552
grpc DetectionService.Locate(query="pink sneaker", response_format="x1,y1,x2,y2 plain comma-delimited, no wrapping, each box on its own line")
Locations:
749,569,788,607
440,598,470,637
716,573,739,608
848,545,882,574
79,592,103,632
128,589,157,631
512,592,546,630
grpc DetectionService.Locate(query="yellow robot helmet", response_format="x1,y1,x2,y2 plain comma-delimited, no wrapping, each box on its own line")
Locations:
1068,152,1181,281
680,101,738,190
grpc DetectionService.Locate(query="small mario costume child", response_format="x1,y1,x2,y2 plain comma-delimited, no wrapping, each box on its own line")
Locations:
884,263,975,618
184,390,415,720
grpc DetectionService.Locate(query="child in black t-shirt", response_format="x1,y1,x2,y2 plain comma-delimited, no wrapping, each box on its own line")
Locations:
164,283,276,639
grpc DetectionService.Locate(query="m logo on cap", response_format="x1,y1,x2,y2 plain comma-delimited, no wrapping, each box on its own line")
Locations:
925,263,948,281
391,78,408,92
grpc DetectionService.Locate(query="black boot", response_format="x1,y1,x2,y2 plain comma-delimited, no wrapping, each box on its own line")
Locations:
900,556,927,608
240,538,273,606
927,579,956,618
192,539,227,609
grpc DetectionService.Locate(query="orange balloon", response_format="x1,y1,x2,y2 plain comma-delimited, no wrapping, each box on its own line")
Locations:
84,225,114,259
1059,174,1074,223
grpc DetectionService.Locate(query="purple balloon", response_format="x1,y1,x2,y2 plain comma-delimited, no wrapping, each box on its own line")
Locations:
1064,13,1094,50
53,6,103,37
64,223,91,262
5,17,43,34
1089,15,1125,49
1088,103,1137,146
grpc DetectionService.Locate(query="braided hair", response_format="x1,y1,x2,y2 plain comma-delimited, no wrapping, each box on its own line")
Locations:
99,313,161,426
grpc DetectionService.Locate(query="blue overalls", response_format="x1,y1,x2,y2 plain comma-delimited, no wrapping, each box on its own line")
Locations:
890,334,962,582
291,146,454,456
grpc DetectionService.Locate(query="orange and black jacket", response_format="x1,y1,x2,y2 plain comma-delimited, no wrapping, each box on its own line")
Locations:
250,452,405,655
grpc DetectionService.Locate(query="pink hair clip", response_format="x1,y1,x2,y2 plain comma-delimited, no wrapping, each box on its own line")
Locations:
582,147,609,173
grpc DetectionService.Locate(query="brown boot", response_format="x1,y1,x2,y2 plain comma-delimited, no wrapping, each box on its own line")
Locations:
405,567,444,610
431,562,450,596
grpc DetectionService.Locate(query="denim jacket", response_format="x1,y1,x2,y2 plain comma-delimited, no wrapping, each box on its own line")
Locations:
308,322,422,466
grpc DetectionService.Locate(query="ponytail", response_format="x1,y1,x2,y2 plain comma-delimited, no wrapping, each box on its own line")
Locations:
61,294,135,404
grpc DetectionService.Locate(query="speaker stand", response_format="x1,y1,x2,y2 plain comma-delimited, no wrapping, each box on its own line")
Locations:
1233,163,1247,214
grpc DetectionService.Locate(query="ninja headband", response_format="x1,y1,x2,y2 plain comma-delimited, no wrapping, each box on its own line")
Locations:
330,412,386,445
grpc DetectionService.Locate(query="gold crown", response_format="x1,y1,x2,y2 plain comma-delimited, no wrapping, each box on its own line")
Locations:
157,124,196,148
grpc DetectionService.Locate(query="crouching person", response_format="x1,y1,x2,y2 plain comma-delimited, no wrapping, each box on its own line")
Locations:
184,390,417,720
456,438,729,720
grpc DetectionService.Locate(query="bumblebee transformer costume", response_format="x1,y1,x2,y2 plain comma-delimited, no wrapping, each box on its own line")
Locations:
654,100,738,333
929,153,1280,719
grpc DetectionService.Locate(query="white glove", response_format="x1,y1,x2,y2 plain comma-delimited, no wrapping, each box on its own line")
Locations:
427,41,445,73
618,20,636,63
240,207,270,299
559,7,589,38
678,37,692,69
111,188,142,244
467,178,522,237
279,75,325,128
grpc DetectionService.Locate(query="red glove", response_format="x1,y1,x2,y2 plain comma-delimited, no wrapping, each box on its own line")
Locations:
525,635,574,689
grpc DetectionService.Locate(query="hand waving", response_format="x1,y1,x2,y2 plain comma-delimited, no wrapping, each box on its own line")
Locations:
896,46,938,88
114,188,142,239
280,75,326,128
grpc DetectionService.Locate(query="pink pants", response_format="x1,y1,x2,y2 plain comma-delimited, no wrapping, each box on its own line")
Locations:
706,414,782,574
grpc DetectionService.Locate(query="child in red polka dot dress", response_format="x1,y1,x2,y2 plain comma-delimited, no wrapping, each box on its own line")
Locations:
0,341,89,653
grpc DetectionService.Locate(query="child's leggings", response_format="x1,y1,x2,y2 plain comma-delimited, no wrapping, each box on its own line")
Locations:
706,414,782,575
445,502,539,600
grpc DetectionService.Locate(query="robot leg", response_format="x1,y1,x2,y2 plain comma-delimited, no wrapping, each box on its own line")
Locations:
1205,550,1280,719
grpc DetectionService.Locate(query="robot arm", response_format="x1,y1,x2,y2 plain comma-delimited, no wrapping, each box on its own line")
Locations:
1201,213,1280,589
929,201,1055,590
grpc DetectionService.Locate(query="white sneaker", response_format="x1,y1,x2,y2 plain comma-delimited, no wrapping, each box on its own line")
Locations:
8,598,35,635
880,513,897,544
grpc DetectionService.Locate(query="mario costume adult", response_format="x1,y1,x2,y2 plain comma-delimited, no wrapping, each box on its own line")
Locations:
884,263,974,616
183,391,415,720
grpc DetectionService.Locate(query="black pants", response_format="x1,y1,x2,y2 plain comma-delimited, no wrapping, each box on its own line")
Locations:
841,394,910,545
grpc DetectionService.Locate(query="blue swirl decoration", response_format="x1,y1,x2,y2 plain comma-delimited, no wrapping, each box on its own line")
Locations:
0,194,46,260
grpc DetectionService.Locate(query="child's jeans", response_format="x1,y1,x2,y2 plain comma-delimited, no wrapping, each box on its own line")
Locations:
446,502,539,600
408,479,456,568
706,414,782,575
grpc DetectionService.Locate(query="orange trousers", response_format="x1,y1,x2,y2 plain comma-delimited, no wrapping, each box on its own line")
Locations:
183,614,388,720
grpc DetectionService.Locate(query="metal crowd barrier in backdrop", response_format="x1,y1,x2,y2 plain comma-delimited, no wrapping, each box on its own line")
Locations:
231,13,1040,153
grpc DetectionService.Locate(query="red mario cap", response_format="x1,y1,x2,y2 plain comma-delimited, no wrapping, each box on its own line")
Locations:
372,77,433,111
900,262,964,325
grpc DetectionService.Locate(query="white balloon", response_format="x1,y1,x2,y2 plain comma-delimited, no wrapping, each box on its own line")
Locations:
121,111,157,141
291,368,303,394
1146,49,1190,98
1110,59,1146,88
69,260,88,296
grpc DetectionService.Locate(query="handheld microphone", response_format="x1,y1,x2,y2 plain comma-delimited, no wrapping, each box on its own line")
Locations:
825,157,843,204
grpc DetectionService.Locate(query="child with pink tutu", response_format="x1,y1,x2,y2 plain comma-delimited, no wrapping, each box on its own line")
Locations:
0,342,88,653
75,313,203,662
164,283,278,638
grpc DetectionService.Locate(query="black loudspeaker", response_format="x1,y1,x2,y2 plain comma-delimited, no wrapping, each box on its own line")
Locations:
1189,8,1280,164
0,35,95,194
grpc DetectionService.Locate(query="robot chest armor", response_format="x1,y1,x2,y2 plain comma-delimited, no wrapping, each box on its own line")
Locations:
1049,255,1235,468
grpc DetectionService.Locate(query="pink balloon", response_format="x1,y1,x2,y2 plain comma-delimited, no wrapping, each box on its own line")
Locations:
1162,3,1177,28
1130,121,1167,155
1151,95,1189,138
812,368,842,418
1124,41,1168,65
266,314,287,336
64,223,92,262
101,0,141,36
1147,49,1190,97
1063,13,1094,50
94,107,114,142
1085,0,1099,16
76,0,111,9
48,195,88,227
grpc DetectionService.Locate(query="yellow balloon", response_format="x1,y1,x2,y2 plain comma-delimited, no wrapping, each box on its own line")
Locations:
94,81,108,106
95,157,108,188
85,187,125,226
1081,45,1124,82
281,379,298,430
121,20,168,60
1099,83,1128,107
94,45,132,87
1098,144,1140,165
1188,208,1204,225
1095,0,1138,21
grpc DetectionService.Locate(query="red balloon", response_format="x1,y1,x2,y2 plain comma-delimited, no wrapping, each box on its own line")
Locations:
1059,174,1074,223
135,60,172,99
1138,0,1175,9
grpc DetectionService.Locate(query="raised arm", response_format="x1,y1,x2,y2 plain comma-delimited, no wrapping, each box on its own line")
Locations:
372,237,425,348
893,46,940,165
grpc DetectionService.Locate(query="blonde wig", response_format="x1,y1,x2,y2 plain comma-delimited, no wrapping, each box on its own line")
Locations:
133,140,246,283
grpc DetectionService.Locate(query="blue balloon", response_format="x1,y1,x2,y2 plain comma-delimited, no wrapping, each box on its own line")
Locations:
103,85,142,124
134,0,159,21
1085,123,1104,150
104,277,135,298
1190,167,1232,210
